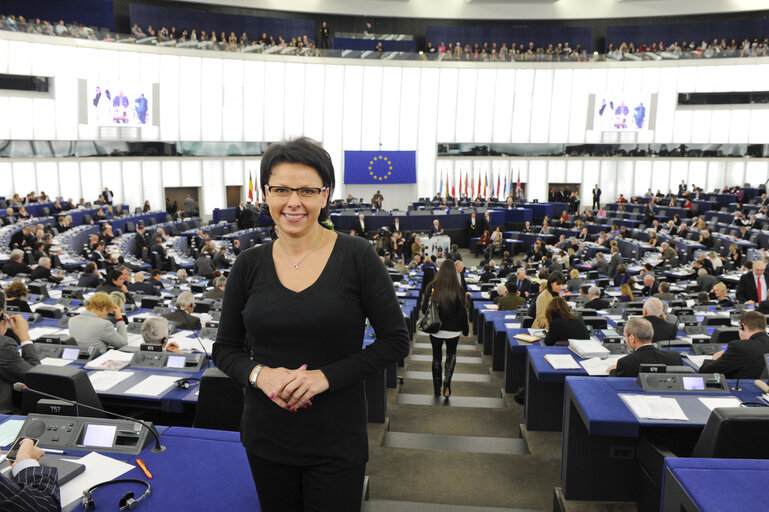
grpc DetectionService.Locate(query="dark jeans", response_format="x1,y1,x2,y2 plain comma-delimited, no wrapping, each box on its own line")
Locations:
429,335,459,363
246,452,366,512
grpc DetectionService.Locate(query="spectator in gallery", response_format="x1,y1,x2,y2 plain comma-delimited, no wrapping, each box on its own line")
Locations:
131,23,145,38
319,21,330,49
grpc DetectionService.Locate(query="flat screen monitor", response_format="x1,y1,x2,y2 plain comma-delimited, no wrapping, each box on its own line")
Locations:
682,376,706,391
82,424,117,448
86,80,153,127
166,355,186,369
594,94,650,132
61,347,80,360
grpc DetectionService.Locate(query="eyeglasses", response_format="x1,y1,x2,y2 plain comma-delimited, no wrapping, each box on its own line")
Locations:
266,185,328,198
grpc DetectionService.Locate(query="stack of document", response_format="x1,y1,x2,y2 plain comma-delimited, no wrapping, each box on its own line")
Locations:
579,355,623,376
544,354,581,370
685,354,713,369
514,333,539,343
85,350,133,371
619,394,689,421
569,339,610,358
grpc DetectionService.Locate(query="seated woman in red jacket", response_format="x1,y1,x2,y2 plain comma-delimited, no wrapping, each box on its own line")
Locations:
475,229,491,256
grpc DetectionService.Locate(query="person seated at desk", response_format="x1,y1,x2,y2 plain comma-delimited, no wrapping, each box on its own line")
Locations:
584,286,610,310
613,264,630,287
2,250,31,277
699,311,769,378
77,262,102,288
162,291,202,331
641,274,659,297
95,269,130,298
496,283,525,310
478,264,495,283
543,297,590,346
507,268,532,299
712,283,732,308
29,257,62,284
660,242,677,264
0,438,60,512
533,271,565,329
68,292,127,352
194,254,216,278
566,269,584,292
5,281,32,313
642,297,678,342
126,271,160,296
231,239,242,256
213,246,230,269
696,268,719,293
141,316,183,354
0,304,39,414
204,276,226,300
652,281,675,302
609,316,683,377
475,230,491,257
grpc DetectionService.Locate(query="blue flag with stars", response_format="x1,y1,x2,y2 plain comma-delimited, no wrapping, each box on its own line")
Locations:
344,151,417,184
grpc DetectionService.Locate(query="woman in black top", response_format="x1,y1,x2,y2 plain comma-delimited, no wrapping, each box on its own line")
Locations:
5,281,32,313
212,138,409,512
543,297,590,346
421,259,469,398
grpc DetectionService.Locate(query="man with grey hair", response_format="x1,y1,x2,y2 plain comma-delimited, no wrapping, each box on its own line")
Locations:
30,256,62,283
204,276,226,300
642,297,677,342
584,286,610,310
162,291,202,330
141,316,183,354
609,317,682,377
1,249,31,277
696,268,718,292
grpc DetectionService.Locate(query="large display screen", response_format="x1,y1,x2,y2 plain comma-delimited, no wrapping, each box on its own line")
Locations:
594,95,650,132
87,81,153,127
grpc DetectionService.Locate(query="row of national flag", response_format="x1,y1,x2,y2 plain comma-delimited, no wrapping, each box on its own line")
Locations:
438,169,523,199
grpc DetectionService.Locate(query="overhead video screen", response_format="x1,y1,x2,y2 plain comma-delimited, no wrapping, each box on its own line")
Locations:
593,94,650,132
87,80,153,127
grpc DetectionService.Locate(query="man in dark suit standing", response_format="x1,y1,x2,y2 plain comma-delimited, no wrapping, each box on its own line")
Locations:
465,212,482,247
235,202,247,230
607,246,622,277
0,308,40,414
101,187,114,205
610,317,683,377
133,223,150,259
736,260,766,304
354,214,368,239
642,298,678,342
591,184,601,209
678,180,687,197
0,437,60,512
390,217,402,235
700,311,769,379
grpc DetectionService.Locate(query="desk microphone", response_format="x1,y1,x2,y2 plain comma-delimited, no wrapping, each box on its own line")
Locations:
181,310,211,367
14,383,166,453
733,378,742,392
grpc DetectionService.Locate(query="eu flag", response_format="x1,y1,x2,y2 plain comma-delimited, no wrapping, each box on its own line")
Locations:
344,151,417,184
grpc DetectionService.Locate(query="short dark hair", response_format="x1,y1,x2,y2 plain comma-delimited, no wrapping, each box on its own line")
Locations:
260,137,335,221
151,269,162,277
84,262,97,273
741,311,767,332
107,269,123,284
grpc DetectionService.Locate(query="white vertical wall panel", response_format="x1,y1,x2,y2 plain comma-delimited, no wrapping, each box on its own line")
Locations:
582,161,599,204
139,53,160,84
748,110,769,144
341,66,364,150
623,68,642,95
416,68,440,199
101,162,123,203
0,162,12,197
263,62,286,141
35,162,60,199
710,110,731,143
0,97,8,139
0,39,7,74
745,161,768,188
530,69,553,143
158,54,180,142
224,160,244,185
616,161,635,198
360,66,383,149
180,161,203,187
694,67,717,93
8,97,33,140
651,160,671,195
669,162,689,193
547,160,566,183
728,110,751,144
7,41,31,75
474,69,496,143
605,69,625,93
58,162,81,202
31,43,57,77
119,51,141,82
76,47,98,81
706,161,727,192
141,161,162,212
640,67,660,94
379,67,402,150
588,68,608,94
222,60,244,142
672,110,693,143
32,99,56,140
322,66,345,196
201,160,225,214
633,160,652,195
687,161,707,191
398,68,420,151
178,57,202,140
600,160,618,202
302,64,325,142
654,68,678,144
491,69,514,143
725,161,745,187
162,160,181,187
568,69,590,144
549,69,572,143
96,49,120,82
283,63,306,141
511,88,532,143
527,160,548,201
11,162,36,196
690,110,711,144
676,67,698,92
436,68,459,143
79,161,101,205
201,59,224,141
565,160,583,188
121,161,142,208
454,68,478,142
243,61,266,142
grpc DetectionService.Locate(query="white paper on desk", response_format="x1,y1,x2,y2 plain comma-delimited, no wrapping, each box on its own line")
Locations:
395,291,407,297
620,394,689,421
40,357,72,367
0,419,24,446
528,328,546,337
171,336,214,354
481,292,490,299
483,304,498,310
468,284,481,291
85,349,134,370
125,375,182,397
698,396,742,411
47,289,63,299
544,354,581,370
685,355,712,369
606,315,623,321
28,326,63,339
579,355,623,376
59,452,135,509
88,370,135,391
505,322,521,329
504,315,516,319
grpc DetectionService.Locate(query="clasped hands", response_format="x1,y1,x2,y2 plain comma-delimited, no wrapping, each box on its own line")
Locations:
254,365,329,412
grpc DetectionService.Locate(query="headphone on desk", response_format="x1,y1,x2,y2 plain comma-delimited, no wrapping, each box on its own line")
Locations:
175,377,201,390
82,478,151,511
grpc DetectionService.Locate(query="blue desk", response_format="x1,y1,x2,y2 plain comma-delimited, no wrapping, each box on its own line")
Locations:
560,376,762,502
661,458,769,512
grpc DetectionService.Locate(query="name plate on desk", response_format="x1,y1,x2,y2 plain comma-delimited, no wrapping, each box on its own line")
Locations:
638,373,729,393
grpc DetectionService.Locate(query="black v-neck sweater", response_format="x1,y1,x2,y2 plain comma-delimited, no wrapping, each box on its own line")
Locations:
213,232,410,466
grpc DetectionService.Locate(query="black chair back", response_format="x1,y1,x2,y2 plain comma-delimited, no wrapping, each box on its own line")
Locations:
22,365,104,418
193,368,244,431
691,407,769,458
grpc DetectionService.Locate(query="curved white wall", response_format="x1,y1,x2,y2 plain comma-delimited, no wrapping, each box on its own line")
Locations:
2,31,769,214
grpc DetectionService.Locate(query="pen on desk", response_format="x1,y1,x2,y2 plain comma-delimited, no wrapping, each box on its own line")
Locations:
136,458,152,479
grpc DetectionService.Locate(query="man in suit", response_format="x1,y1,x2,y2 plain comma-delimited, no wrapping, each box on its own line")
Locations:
660,242,677,264
430,219,444,236
213,247,230,269
642,298,678,343
0,437,60,512
133,223,150,259
204,276,227,300
183,194,197,217
235,202,247,230
77,262,103,288
149,269,165,289
594,252,610,276
700,311,769,379
591,185,601,209
8,225,29,250
194,254,216,278
584,286,611,310
736,260,766,304
89,241,111,269
162,291,202,331
354,214,368,239
465,212,482,246
678,180,687,197
231,239,242,256
0,307,40,414
696,268,719,293
507,268,532,299
100,187,114,205
390,217,402,234
496,284,525,310
126,271,160,296
454,260,468,293
2,250,31,277
641,274,659,297
610,317,683,377
29,257,62,284
150,237,173,271
653,281,676,302
607,246,622,277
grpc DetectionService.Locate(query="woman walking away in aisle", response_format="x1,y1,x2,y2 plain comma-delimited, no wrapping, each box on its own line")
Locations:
421,259,469,399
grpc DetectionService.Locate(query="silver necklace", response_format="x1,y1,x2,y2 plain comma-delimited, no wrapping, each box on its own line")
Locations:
277,229,324,270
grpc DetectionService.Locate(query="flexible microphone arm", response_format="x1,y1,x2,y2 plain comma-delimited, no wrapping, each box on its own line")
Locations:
15,383,166,453
182,309,212,367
